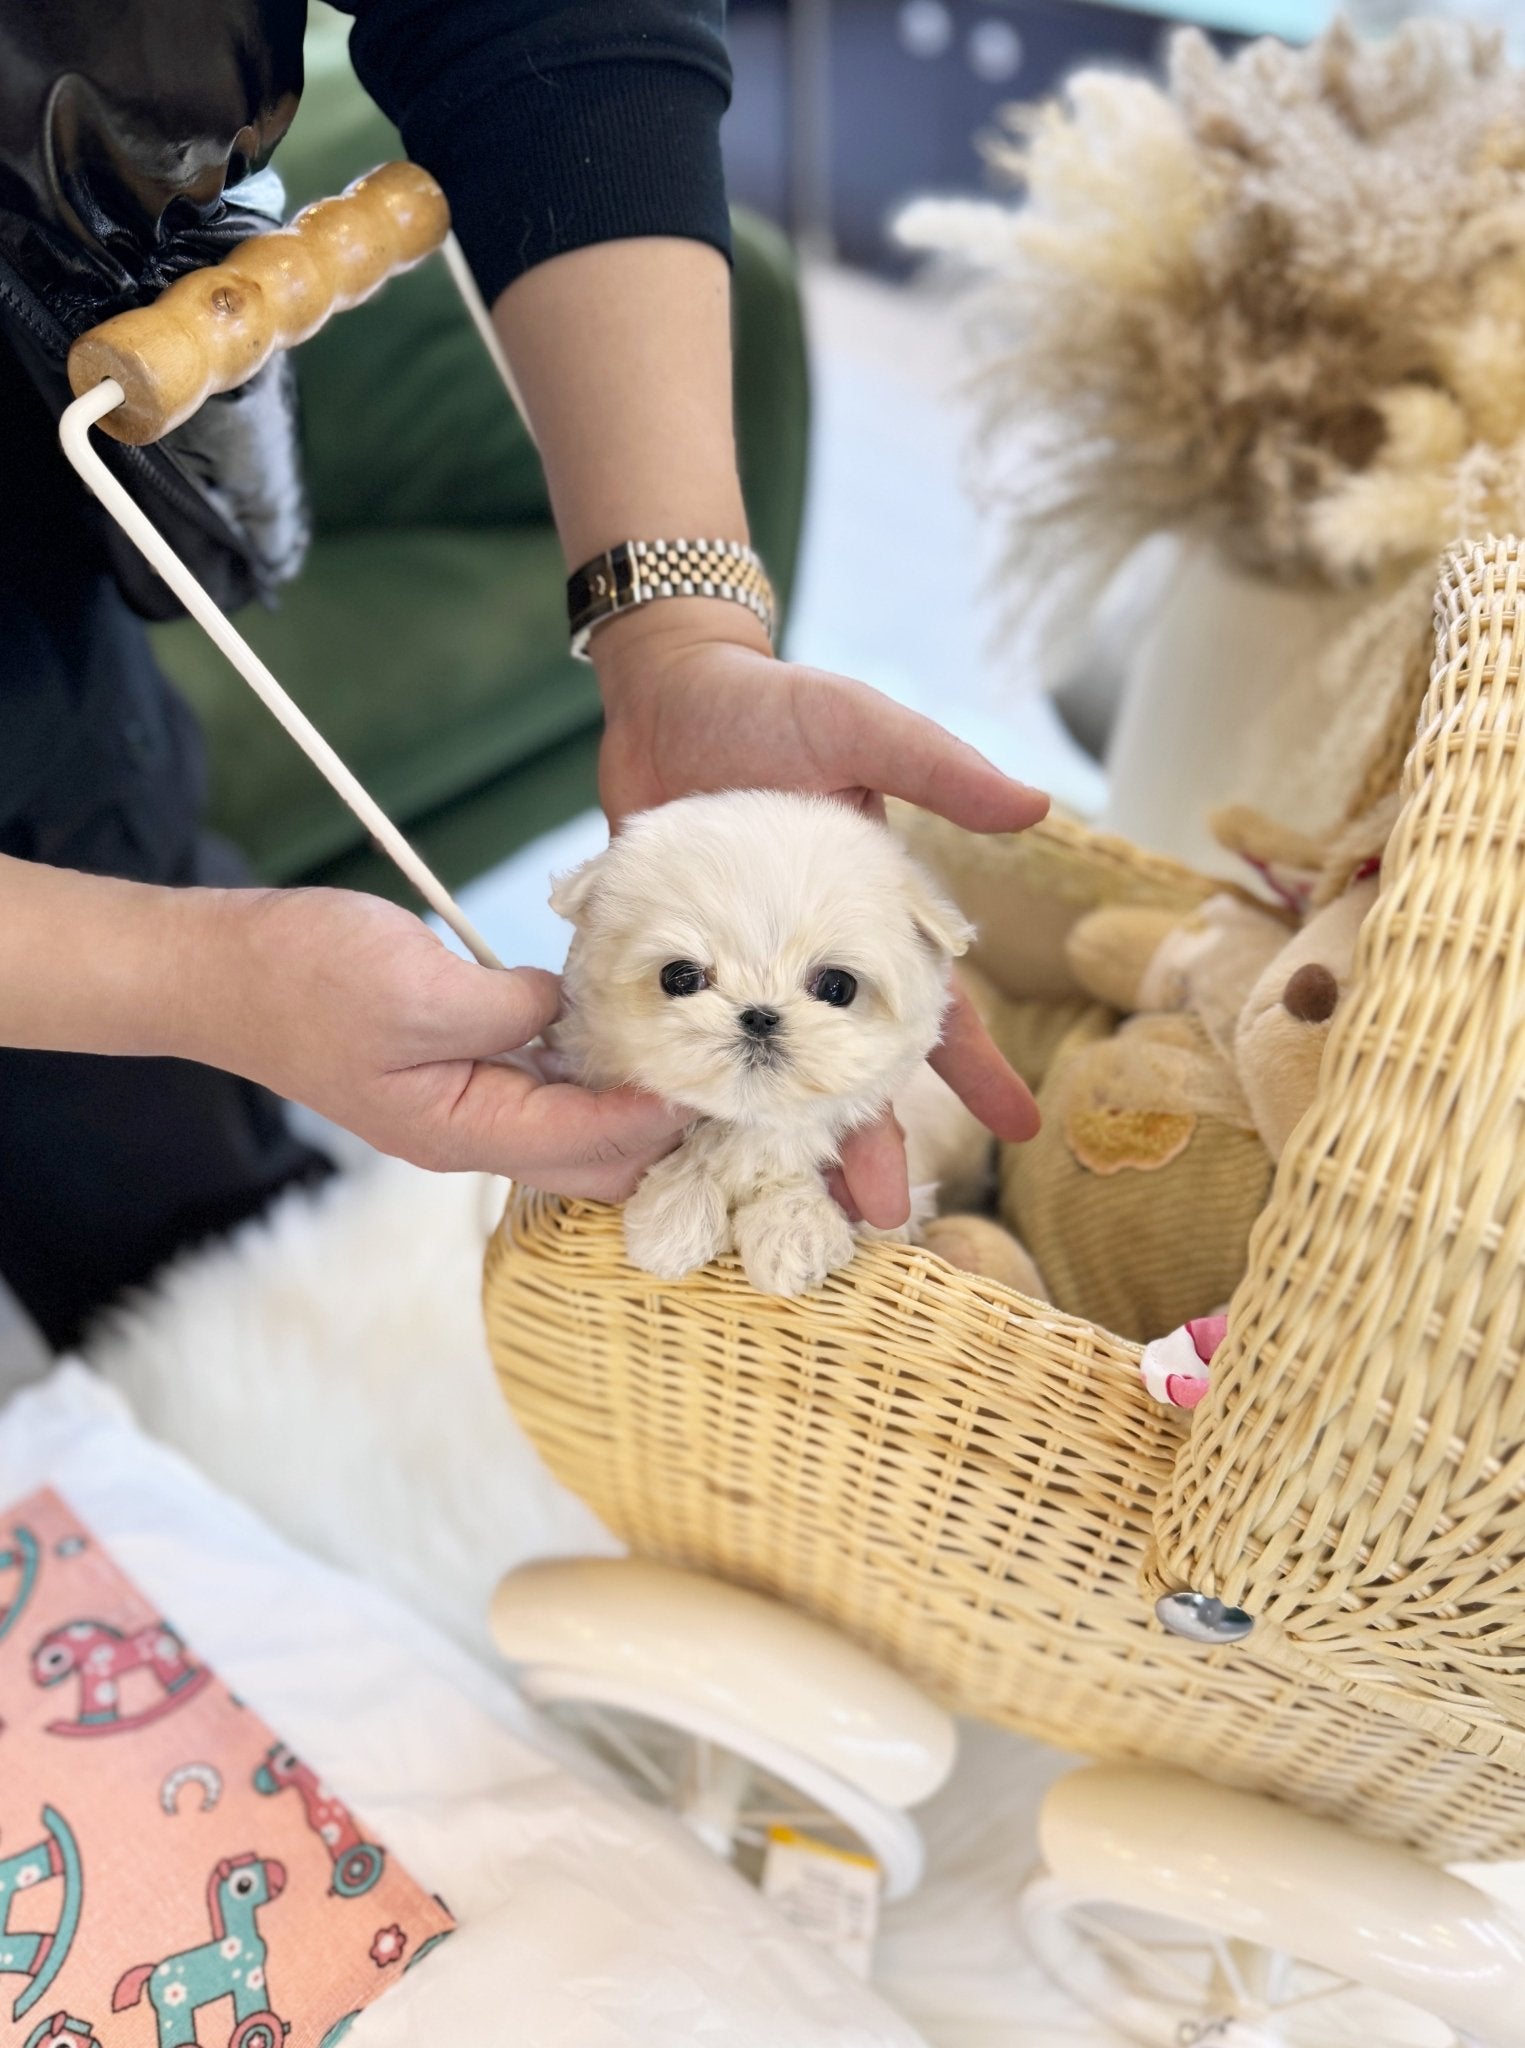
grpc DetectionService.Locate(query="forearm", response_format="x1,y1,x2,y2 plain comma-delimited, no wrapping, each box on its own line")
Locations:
340,0,748,651
0,854,215,1059
491,238,771,661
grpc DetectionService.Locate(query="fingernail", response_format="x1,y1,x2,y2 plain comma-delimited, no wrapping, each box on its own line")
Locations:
973,748,1046,801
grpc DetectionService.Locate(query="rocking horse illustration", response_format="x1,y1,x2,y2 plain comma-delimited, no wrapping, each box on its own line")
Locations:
25,2016,103,2047
31,1617,210,1736
0,1525,40,1646
252,1744,385,1898
0,1806,84,2023
113,1853,289,2048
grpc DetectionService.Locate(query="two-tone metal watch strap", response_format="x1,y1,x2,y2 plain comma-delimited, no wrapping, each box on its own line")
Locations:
568,538,776,660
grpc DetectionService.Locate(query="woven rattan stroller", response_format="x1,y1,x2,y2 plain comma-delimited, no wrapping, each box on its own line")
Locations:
485,540,1525,2046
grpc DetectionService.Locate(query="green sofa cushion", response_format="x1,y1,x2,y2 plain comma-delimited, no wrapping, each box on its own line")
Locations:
159,526,596,880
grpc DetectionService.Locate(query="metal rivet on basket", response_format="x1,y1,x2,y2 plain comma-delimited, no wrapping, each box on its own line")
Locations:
1155,1591,1255,1644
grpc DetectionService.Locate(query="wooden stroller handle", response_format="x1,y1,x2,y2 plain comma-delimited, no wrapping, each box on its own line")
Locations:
67,161,450,445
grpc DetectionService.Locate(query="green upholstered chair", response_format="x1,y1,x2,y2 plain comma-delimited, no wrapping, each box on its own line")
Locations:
150,9,810,900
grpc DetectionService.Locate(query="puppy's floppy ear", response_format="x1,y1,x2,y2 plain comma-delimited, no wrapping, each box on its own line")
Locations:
549,848,610,925
908,873,974,960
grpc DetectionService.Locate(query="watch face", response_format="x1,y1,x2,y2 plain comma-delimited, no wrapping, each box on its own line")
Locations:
569,545,636,637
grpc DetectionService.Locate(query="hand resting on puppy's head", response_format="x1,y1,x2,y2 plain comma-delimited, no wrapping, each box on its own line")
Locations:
549,790,982,1296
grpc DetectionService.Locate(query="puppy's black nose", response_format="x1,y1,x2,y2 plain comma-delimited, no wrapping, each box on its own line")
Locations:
739,1006,780,1040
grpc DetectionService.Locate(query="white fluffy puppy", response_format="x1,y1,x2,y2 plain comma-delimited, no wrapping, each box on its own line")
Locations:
550,790,984,1296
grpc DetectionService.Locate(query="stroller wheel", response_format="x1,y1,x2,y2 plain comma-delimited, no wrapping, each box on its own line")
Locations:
493,1557,955,1901
520,1663,925,1898
1024,1877,1463,2046
1023,1764,1525,2048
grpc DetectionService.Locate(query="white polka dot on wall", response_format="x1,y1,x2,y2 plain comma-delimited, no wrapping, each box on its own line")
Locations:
968,18,1022,83
898,0,953,61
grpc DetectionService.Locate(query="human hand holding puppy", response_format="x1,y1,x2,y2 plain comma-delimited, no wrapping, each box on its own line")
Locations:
0,857,685,1203
592,607,1049,1229
0,636,1040,1224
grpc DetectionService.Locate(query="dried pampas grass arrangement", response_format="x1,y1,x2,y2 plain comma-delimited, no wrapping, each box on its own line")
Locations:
899,18,1525,655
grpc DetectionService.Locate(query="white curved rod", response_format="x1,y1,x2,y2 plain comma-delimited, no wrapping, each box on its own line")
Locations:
58,377,504,970
442,231,535,443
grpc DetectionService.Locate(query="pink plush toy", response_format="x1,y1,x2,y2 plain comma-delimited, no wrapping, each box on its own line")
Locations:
1140,1314,1228,1410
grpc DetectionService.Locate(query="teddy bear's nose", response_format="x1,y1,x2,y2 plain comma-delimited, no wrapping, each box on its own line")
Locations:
1282,962,1338,1023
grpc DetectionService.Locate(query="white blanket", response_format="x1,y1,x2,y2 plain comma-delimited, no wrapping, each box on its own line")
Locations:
0,1366,924,2047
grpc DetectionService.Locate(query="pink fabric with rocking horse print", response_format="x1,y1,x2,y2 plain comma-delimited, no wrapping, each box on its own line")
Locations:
0,1487,454,2048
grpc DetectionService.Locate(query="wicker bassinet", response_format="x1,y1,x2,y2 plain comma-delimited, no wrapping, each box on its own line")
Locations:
484,538,1525,1866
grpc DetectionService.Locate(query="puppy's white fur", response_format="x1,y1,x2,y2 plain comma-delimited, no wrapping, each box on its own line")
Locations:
551,791,984,1295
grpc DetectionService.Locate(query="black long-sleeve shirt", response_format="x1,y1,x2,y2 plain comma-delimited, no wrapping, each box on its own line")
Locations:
338,0,733,306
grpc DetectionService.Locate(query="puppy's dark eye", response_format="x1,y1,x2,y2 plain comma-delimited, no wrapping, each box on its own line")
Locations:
660,960,708,997
809,968,858,1008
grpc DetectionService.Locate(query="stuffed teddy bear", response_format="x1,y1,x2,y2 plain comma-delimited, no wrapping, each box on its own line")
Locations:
997,897,1285,1340
919,799,1392,1341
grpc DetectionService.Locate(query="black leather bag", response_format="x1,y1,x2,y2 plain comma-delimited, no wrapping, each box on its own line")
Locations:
0,0,312,619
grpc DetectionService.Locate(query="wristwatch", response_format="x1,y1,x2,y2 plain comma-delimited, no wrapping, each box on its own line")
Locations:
567,538,776,660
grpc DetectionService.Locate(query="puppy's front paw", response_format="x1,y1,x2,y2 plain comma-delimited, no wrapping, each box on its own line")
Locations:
733,1183,857,1298
624,1159,731,1280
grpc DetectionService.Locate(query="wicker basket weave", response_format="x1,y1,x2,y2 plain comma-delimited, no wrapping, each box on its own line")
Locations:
484,538,1525,1866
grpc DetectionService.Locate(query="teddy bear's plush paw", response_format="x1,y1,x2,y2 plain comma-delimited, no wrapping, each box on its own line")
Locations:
920,1213,1047,1298
623,1158,731,1280
733,1182,856,1297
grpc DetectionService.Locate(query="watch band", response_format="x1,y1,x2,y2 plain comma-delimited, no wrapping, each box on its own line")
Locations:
567,538,776,661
